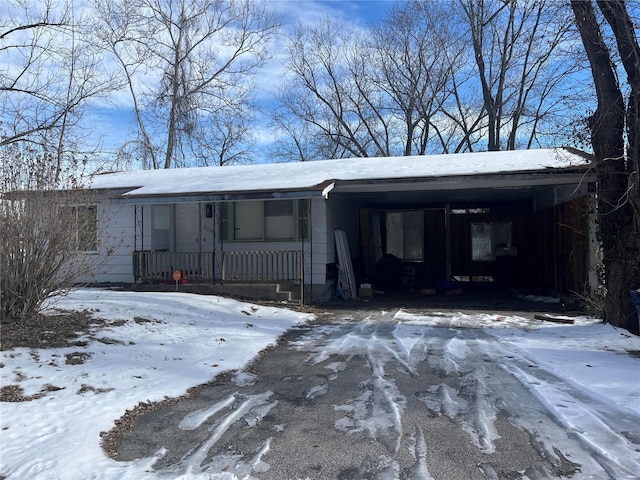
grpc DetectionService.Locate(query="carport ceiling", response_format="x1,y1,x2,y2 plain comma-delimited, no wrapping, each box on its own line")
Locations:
334,186,549,206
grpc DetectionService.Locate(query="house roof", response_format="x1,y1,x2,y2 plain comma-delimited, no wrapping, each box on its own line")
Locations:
87,148,592,200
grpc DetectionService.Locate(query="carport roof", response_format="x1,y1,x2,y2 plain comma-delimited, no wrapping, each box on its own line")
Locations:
87,147,592,200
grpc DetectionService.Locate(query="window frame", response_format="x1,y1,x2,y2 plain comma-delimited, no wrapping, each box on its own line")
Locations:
222,199,310,243
64,204,98,253
385,210,424,261
470,221,512,261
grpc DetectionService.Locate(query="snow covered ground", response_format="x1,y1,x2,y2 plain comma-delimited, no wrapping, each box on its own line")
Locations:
0,289,313,480
0,289,639,480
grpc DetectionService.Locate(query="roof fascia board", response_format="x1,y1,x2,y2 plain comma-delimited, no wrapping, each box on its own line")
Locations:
120,190,323,204
330,172,594,194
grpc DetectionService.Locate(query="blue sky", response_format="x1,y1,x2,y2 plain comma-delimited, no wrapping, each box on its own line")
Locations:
302,0,393,23
267,0,393,25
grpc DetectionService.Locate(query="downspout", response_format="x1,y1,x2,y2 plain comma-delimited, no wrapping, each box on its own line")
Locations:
553,191,558,291
220,203,225,285
320,185,334,302
198,203,202,282
445,204,452,280
300,208,305,305
310,200,314,304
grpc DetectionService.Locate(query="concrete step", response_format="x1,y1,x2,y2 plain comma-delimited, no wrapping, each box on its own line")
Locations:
276,283,303,302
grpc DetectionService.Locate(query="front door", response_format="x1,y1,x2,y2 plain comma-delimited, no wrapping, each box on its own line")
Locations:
175,203,200,253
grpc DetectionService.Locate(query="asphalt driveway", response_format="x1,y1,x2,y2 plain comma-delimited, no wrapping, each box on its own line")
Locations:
112,308,638,479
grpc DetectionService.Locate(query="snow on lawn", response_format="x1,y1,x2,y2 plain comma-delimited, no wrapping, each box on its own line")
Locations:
0,289,313,480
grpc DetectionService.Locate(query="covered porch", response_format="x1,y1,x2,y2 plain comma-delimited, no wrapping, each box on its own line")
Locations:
129,198,312,301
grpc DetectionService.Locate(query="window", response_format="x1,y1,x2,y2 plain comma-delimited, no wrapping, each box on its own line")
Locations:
65,205,97,251
386,211,423,261
265,200,293,240
222,199,310,242
471,222,512,261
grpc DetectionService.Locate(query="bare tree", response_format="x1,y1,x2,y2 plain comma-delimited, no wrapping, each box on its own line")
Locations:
93,0,278,169
273,5,460,161
0,2,118,322
0,142,105,322
370,1,460,156
458,0,577,151
570,0,640,334
269,101,315,162
0,0,114,178
273,19,378,160
273,0,578,160
191,103,256,166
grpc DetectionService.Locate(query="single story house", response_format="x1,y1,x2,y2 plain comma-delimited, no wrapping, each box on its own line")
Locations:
76,147,596,302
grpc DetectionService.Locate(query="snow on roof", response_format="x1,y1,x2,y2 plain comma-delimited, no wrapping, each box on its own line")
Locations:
88,148,590,197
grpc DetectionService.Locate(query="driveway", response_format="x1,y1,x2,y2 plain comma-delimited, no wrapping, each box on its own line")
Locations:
113,308,638,479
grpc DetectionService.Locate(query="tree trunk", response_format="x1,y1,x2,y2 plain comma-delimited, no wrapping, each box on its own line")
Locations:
571,0,640,334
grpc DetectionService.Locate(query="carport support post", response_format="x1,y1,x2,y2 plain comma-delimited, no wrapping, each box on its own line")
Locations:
445,203,452,280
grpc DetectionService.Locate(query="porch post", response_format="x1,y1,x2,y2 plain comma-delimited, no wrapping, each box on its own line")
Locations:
587,194,599,293
133,204,145,282
300,249,304,305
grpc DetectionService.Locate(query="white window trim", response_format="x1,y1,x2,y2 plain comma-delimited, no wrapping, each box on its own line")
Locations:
66,204,98,253
223,199,310,243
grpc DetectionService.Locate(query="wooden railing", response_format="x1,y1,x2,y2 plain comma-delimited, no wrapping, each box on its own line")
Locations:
222,250,303,282
133,251,214,283
133,250,303,284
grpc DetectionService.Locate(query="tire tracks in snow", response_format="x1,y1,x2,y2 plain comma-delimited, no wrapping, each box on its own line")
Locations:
112,311,639,479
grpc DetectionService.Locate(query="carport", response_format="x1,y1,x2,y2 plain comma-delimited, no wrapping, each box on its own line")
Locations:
328,158,596,296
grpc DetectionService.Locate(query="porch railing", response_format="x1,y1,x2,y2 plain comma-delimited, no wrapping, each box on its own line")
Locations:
221,250,303,283
133,251,214,282
133,250,303,284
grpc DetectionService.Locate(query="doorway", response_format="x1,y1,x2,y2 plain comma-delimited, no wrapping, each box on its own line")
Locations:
360,208,447,290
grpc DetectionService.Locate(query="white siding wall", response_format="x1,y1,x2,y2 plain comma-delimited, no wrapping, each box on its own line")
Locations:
77,199,136,283
276,195,362,288
326,194,361,261
310,197,327,285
